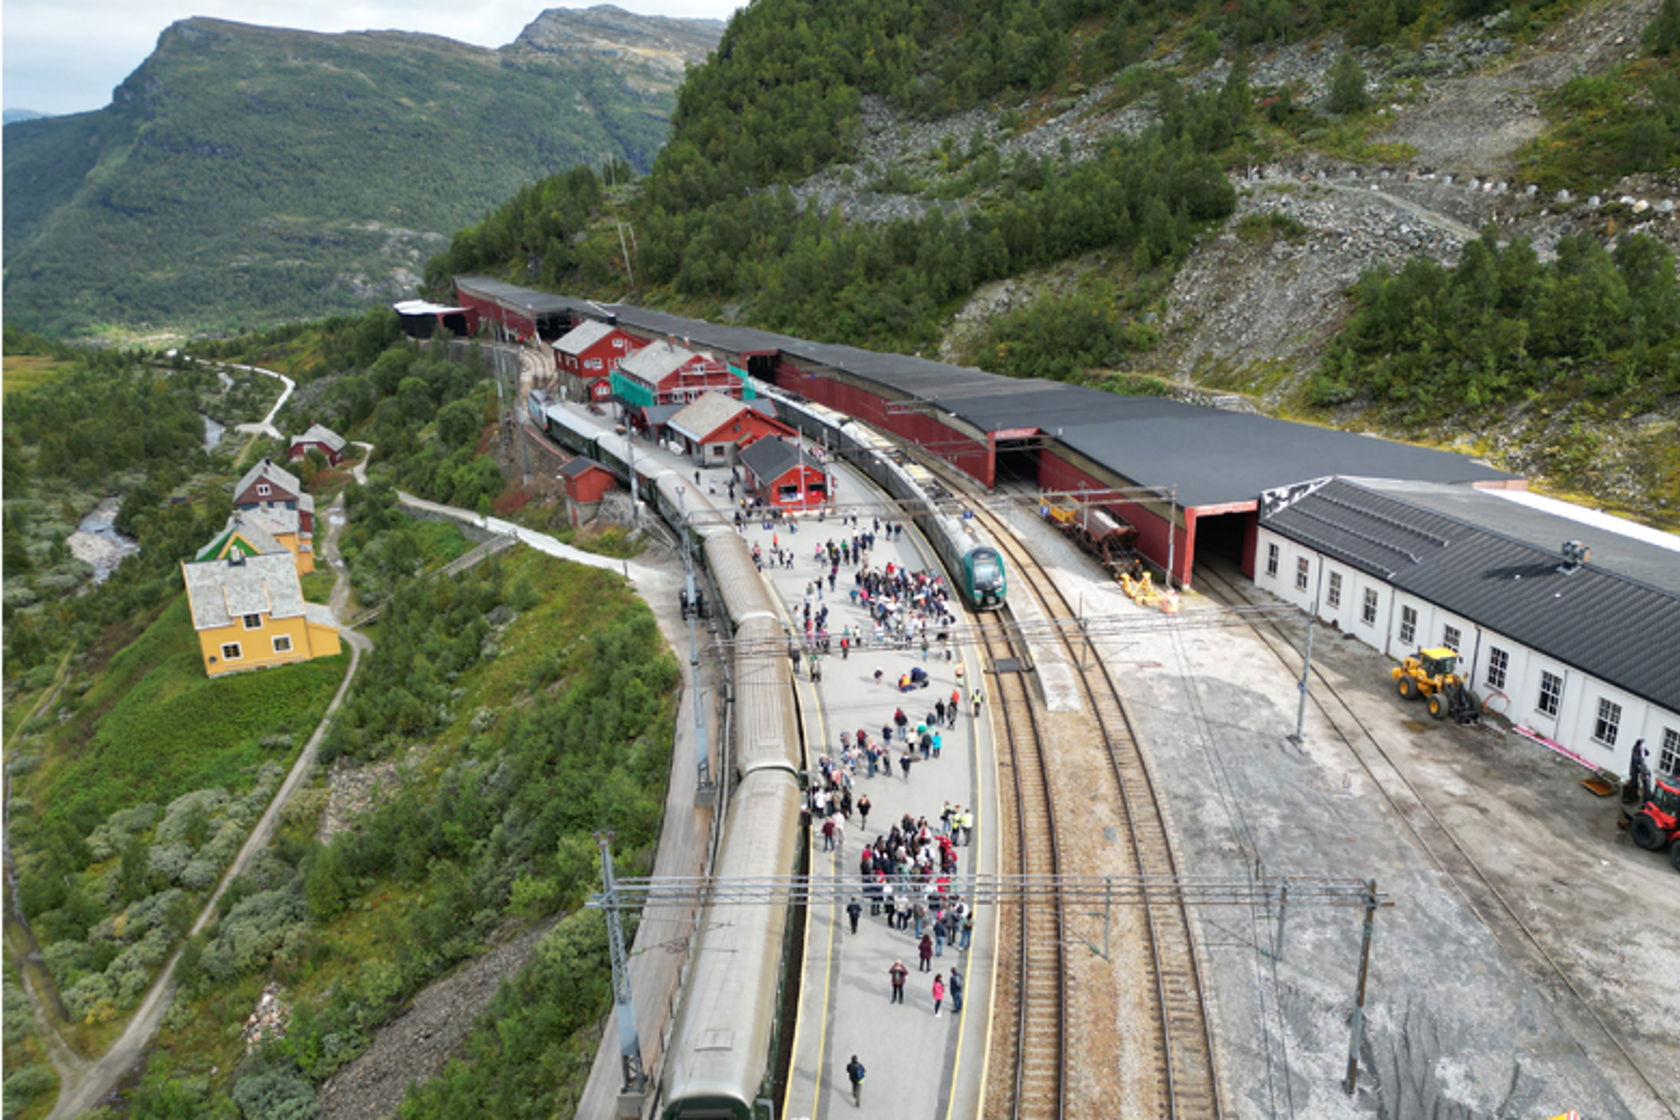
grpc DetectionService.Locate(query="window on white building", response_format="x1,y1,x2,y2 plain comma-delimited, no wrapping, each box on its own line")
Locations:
1659,728,1680,778
1266,543,1279,577
1327,570,1342,608
1442,624,1461,652
1361,588,1378,626
221,642,242,661
1295,556,1310,591
257,483,271,496
1399,605,1417,646
1538,670,1563,717
1485,647,1508,690
272,635,293,654
1592,698,1622,746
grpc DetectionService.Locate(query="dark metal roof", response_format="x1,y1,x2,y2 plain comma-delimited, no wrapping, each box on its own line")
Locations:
558,456,610,479
553,294,1517,507
740,437,819,482
1052,410,1513,509
454,276,595,317
1263,478,1680,713
605,304,799,355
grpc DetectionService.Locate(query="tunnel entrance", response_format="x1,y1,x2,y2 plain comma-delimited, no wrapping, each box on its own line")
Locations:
1192,509,1256,576
993,437,1041,487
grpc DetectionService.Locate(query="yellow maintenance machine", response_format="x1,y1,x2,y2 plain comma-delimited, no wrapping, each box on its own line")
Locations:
1391,647,1482,724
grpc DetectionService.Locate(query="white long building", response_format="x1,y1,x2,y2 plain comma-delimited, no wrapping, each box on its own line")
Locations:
1254,477,1680,781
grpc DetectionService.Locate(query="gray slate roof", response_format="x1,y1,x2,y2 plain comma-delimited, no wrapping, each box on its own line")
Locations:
618,339,701,384
553,319,617,356
181,552,307,631
291,423,346,453
1262,478,1680,713
741,438,818,483
670,391,750,442
235,458,301,499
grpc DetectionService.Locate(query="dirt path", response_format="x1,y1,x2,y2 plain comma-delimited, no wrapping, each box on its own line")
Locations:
44,495,371,1120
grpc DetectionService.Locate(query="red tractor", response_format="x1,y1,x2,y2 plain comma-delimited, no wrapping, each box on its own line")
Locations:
1624,774,1680,872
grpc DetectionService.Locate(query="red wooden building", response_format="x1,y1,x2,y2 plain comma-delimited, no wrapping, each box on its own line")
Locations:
288,423,348,467
668,392,794,467
232,458,315,538
739,437,829,511
559,457,617,505
553,320,641,403
613,340,744,408
453,276,591,342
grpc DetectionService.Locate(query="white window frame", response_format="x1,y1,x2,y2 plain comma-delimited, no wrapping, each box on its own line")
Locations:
221,642,243,661
1658,728,1680,778
257,482,271,496
1361,587,1378,626
1265,542,1279,578
1485,646,1508,690
1538,670,1563,718
1399,605,1417,646
1294,556,1310,591
243,613,263,630
1442,624,1461,653
1326,570,1342,608
272,634,293,654
1592,697,1621,746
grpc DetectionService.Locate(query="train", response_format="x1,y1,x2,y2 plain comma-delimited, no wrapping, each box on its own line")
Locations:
535,390,998,1119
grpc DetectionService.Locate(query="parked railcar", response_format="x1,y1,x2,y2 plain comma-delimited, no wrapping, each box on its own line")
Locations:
660,768,802,1120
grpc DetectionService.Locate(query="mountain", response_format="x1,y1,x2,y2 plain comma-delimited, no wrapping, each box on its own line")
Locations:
432,0,1680,527
1,6,721,338
3,109,49,125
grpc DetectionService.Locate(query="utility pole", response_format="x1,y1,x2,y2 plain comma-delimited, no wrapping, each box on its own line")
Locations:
595,831,647,1107
1344,878,1380,1096
682,512,717,806
617,223,636,287
1289,605,1317,745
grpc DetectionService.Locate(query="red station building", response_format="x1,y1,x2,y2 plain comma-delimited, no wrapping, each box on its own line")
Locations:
612,340,747,409
668,392,795,467
553,319,641,403
740,437,830,511
456,280,1521,588
454,276,594,342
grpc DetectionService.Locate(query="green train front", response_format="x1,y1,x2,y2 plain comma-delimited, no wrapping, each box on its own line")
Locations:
963,545,1006,609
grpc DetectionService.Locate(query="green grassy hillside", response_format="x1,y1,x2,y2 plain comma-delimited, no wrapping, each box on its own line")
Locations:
2,9,719,339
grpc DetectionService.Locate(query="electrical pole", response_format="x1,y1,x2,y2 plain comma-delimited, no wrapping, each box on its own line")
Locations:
683,513,717,806
595,831,646,1103
1289,605,1317,745
1344,878,1380,1096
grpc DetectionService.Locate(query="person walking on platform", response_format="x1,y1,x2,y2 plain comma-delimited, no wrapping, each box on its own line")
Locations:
932,974,946,1017
846,1055,866,1107
949,967,964,1013
972,686,984,719
918,933,934,972
889,961,908,1003
847,897,862,934
858,793,871,829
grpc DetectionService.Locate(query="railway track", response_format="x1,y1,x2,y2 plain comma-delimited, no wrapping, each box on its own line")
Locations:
1192,559,1677,1120
972,503,1221,1120
978,610,1069,1120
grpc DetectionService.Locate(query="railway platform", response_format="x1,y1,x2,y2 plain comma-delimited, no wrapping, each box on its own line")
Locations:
753,456,1000,1120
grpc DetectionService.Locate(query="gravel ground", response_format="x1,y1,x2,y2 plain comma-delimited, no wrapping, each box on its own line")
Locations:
318,919,557,1120
994,500,1678,1120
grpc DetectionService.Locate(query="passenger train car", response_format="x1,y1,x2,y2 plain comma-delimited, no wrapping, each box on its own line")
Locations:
755,388,1008,610
535,391,998,1118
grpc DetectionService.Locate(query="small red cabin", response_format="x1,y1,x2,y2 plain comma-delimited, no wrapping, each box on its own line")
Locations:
740,437,829,511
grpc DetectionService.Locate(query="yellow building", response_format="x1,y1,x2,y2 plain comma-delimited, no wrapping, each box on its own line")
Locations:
181,549,340,677
198,511,314,576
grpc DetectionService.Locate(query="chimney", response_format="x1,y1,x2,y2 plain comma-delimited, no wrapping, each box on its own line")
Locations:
1558,539,1590,573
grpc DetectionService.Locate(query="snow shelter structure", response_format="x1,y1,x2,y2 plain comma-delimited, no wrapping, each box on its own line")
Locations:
453,276,597,343
393,298,478,339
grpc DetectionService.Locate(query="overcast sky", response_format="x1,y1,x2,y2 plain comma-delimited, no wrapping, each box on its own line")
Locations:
3,0,743,116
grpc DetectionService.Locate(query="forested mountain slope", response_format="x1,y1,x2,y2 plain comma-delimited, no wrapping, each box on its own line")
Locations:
1,6,720,338
434,0,1680,526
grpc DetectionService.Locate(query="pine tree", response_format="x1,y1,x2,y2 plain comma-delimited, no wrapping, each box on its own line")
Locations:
1329,53,1372,114
1646,0,1680,54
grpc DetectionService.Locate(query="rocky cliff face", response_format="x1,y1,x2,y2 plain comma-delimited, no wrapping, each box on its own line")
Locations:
509,5,724,93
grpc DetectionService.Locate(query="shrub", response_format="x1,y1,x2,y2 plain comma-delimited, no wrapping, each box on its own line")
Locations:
199,886,308,983
1329,53,1371,114
232,1064,319,1120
